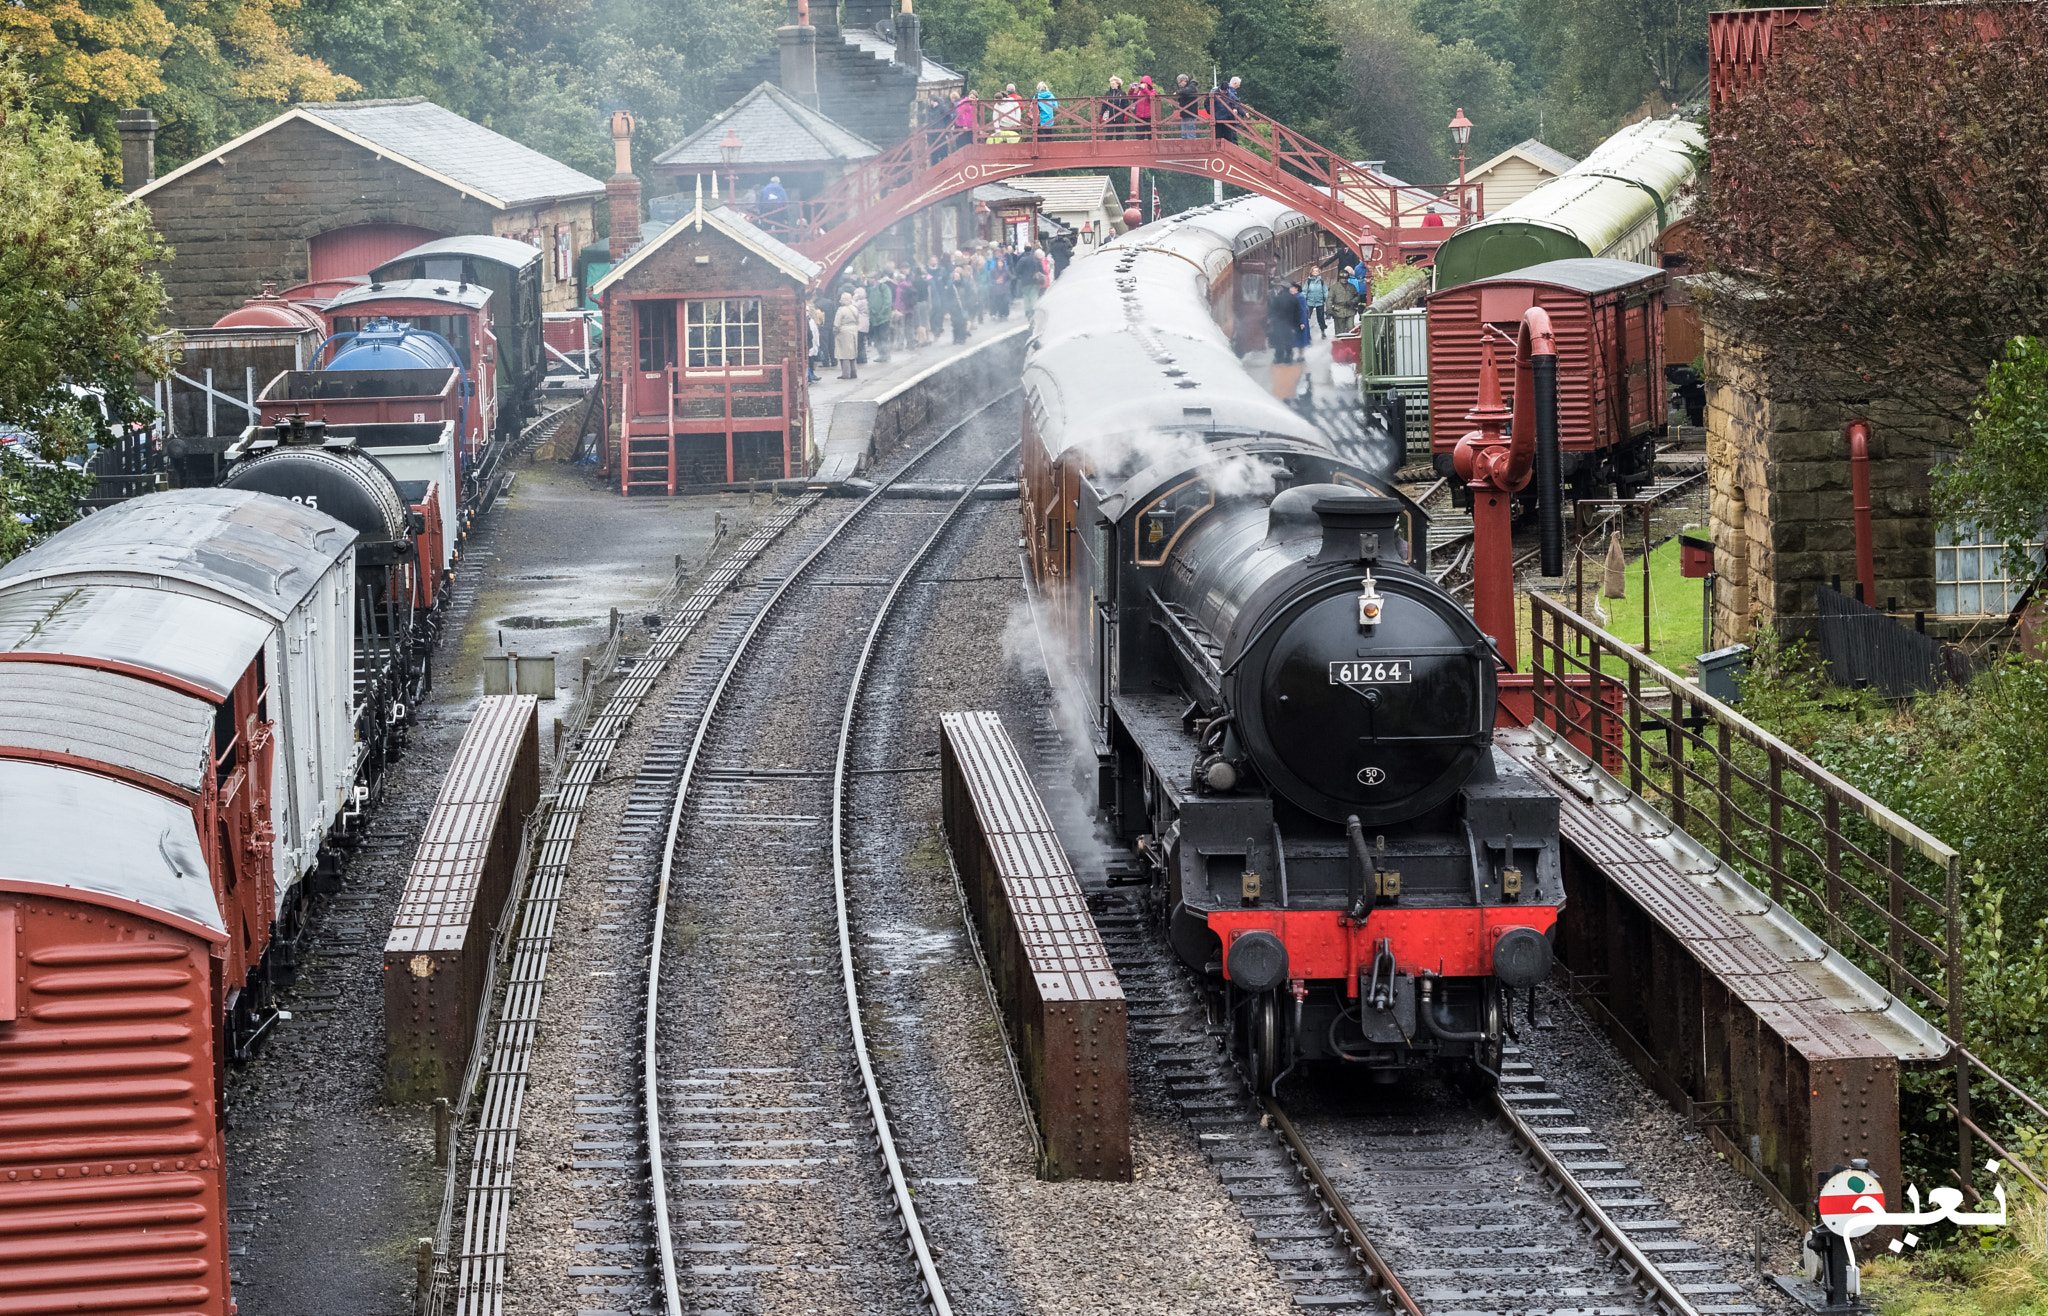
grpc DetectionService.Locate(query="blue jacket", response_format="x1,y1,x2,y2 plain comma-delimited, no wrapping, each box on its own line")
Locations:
1036,89,1058,126
1293,293,1312,348
1303,276,1327,308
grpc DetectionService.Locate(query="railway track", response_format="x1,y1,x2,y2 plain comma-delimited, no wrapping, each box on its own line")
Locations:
1086,892,1766,1315
547,399,1011,1316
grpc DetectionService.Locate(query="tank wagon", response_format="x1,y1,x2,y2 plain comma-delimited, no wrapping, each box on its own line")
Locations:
1026,198,1563,1090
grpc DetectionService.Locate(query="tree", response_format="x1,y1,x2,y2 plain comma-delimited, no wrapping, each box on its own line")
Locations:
0,50,176,561
1935,338,2048,579
1693,5,2048,433
2,0,355,165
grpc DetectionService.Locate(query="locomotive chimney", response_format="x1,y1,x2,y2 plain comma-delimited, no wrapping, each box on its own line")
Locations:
779,0,821,109
607,111,642,261
1309,496,1406,565
117,108,156,192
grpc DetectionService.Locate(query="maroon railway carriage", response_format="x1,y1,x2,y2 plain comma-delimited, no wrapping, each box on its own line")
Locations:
1426,258,1667,499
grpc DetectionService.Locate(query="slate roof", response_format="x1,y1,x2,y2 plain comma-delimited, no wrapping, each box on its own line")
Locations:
655,83,881,170
1007,177,1121,213
591,205,822,296
136,99,606,208
971,183,1040,204
1471,138,1580,179
841,28,964,87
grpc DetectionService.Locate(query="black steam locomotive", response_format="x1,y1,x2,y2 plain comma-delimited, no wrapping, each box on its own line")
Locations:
1023,198,1563,1089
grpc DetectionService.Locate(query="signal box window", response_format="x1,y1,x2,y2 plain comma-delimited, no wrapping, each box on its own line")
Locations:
1135,478,1215,566
685,299,763,368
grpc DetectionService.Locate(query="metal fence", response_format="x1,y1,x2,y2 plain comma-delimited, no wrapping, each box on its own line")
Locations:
1524,590,2042,1197
1815,583,1975,697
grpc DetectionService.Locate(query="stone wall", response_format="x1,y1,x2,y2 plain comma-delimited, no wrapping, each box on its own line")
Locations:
1704,317,1952,644
718,23,921,148
145,118,597,325
490,199,599,313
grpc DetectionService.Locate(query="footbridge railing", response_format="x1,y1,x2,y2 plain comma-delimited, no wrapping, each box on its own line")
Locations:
732,97,1480,280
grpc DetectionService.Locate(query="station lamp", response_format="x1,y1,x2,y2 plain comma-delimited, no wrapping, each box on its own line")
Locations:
1449,108,1474,223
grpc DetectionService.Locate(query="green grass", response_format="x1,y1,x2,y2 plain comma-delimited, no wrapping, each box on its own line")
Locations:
1531,534,1718,680
1857,1192,2048,1315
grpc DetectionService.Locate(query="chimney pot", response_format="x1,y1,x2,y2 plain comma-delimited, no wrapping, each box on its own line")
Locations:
117,108,157,193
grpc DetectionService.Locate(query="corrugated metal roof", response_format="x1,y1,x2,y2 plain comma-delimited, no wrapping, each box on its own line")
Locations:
0,663,213,793
654,82,881,168
300,99,606,204
0,586,268,698
0,759,223,935
0,489,355,622
1471,139,1580,179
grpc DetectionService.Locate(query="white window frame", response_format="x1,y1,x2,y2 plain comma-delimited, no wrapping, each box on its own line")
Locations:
684,298,763,369
1933,522,2043,618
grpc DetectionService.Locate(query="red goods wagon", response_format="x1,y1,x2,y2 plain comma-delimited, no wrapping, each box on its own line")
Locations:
1426,258,1667,498
0,761,233,1316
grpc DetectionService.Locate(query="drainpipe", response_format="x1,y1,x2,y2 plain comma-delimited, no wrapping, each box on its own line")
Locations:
1847,420,1877,606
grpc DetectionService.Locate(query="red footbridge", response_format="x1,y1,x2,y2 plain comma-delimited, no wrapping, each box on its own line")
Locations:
765,96,1481,278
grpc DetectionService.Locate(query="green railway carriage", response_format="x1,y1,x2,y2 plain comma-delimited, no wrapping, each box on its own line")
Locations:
1430,116,1703,290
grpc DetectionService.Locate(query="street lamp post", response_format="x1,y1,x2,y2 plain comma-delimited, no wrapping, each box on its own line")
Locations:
1449,108,1473,224
719,129,742,202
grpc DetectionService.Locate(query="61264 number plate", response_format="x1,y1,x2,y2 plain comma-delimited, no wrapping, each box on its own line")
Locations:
1329,659,1412,685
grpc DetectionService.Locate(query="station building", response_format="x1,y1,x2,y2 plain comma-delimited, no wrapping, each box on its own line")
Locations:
593,202,822,494
128,98,606,324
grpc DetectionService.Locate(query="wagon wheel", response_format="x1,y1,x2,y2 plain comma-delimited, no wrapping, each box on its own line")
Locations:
1245,990,1284,1095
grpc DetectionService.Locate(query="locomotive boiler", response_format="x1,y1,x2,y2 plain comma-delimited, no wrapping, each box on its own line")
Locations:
1026,198,1563,1088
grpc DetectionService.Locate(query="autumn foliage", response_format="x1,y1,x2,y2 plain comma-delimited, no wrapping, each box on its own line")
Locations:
1693,2,2048,428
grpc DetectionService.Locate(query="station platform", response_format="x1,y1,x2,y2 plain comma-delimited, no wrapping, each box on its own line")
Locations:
1497,719,1945,1225
811,320,1030,483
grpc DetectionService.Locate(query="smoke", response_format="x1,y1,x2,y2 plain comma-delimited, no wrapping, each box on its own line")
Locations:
999,597,1119,877
1072,425,1289,500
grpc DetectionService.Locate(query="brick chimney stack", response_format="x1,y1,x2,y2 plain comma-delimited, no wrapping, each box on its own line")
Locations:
779,0,820,110
117,109,157,193
607,111,642,261
895,0,922,77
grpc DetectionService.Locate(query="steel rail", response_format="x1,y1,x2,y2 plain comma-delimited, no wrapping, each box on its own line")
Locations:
1493,1092,1704,1316
830,438,1020,1312
645,392,1018,1316
1259,1098,1423,1316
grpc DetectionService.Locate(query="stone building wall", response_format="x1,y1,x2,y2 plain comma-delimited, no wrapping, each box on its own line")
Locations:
1704,316,1952,645
490,199,600,313
145,118,598,325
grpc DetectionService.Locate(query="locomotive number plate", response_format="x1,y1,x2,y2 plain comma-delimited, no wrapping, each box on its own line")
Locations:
1330,660,1412,685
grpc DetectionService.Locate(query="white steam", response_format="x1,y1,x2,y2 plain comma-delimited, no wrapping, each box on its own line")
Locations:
999,597,1118,878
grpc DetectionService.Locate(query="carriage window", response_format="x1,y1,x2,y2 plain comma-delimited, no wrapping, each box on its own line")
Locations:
1134,478,1215,566
1241,271,1266,303
421,257,465,282
685,298,762,368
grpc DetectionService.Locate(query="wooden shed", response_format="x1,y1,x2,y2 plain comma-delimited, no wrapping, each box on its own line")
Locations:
594,203,821,494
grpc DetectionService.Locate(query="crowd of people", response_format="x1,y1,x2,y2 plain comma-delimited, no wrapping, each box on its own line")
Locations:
805,241,1062,381
926,74,1252,151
